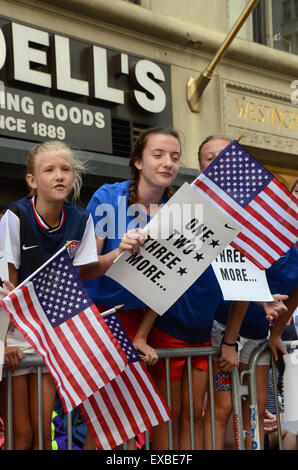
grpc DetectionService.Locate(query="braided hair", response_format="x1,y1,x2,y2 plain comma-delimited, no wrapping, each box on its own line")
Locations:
128,126,181,207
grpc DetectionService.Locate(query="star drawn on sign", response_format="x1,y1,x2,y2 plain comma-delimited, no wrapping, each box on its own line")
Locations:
209,239,220,248
194,253,204,262
177,267,187,276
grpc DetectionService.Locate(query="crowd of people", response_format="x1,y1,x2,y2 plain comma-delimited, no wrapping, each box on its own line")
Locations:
0,127,297,451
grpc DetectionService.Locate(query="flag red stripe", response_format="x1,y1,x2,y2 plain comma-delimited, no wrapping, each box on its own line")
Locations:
82,306,125,377
230,241,267,270
79,395,115,450
194,180,282,262
236,232,276,266
110,373,141,437
100,384,131,446
253,194,297,237
90,304,128,366
269,178,298,217
67,316,112,386
264,185,297,227
244,204,292,251
79,363,172,450
89,303,128,358
69,313,112,385
55,319,101,393
21,286,89,403
132,362,165,424
9,289,77,410
120,366,151,432
89,392,118,450
79,408,103,449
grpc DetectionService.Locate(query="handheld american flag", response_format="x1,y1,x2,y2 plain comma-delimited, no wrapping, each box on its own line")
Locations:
79,310,172,450
0,245,128,412
192,140,298,269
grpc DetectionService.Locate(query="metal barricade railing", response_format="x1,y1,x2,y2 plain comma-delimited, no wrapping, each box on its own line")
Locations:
2,346,247,450
155,346,245,450
241,340,298,451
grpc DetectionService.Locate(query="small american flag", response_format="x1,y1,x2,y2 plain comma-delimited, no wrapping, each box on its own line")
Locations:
192,141,298,269
1,246,128,412
79,310,172,450
103,311,140,363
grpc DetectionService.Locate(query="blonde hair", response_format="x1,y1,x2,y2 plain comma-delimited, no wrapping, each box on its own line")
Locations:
26,141,85,202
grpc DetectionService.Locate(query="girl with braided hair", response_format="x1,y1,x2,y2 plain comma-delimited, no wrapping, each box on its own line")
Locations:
84,126,181,361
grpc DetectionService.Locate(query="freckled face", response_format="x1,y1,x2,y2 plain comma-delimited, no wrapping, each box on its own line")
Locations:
26,152,75,203
200,139,231,171
135,133,181,190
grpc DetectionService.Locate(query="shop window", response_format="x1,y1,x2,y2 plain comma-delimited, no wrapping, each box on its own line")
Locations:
283,0,292,20
111,118,151,158
252,0,298,54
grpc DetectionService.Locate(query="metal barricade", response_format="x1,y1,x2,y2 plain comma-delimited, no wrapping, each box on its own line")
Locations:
241,340,298,450
3,355,74,451
2,346,246,450
154,346,245,450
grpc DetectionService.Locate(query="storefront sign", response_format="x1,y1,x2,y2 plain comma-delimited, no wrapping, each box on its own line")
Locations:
0,18,172,152
222,79,298,155
0,86,112,153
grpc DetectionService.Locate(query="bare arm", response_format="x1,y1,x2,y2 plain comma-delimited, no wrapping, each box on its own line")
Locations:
79,237,121,281
79,229,147,282
133,308,159,365
217,301,249,372
268,286,298,360
3,263,25,372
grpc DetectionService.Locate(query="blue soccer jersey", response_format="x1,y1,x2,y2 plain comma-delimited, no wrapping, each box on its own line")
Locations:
0,196,97,282
85,181,150,310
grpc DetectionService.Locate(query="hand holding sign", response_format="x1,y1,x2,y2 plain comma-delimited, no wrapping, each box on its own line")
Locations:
118,228,147,255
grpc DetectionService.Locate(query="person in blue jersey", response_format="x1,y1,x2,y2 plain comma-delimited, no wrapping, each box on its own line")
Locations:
83,126,181,449
199,136,296,450
206,248,297,450
0,141,98,450
84,127,181,358
128,135,251,450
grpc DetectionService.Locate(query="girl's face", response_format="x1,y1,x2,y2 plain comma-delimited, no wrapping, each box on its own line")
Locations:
292,182,298,200
26,152,75,203
135,133,181,191
200,139,231,171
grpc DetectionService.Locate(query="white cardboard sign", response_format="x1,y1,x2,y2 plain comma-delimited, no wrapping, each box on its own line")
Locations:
106,183,241,315
212,245,273,301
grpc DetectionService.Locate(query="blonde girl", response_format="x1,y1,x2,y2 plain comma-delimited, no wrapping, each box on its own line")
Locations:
0,141,98,449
